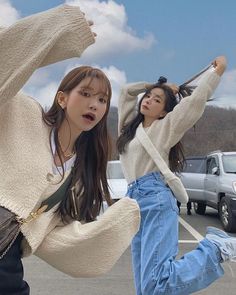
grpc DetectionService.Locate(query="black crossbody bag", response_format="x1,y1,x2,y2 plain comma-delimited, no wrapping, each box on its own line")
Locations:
0,173,72,260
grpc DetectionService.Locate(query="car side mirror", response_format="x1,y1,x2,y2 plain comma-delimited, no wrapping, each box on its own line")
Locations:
212,167,219,175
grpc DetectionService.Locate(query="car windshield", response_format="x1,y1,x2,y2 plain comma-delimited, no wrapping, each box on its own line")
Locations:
222,155,236,173
183,158,205,173
107,161,124,179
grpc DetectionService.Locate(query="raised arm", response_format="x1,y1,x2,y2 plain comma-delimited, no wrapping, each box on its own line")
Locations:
118,78,180,134
35,198,140,278
0,5,95,106
159,56,226,149
118,82,152,134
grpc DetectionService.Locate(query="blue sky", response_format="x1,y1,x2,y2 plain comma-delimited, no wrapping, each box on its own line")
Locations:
1,0,236,108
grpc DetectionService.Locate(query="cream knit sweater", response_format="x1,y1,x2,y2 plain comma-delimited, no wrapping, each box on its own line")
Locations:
0,5,140,277
118,70,220,184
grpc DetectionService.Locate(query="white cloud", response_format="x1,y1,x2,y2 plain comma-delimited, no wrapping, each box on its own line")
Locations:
101,65,127,107
215,69,236,97
0,0,20,26
185,67,236,109
28,82,58,109
65,0,155,62
207,96,236,109
25,68,51,87
23,67,58,108
209,69,236,109
23,68,58,108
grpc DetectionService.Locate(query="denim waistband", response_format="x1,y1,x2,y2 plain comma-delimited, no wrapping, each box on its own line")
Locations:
128,171,165,188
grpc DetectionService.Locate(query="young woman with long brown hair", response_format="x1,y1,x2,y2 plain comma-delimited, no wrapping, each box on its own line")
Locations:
0,5,139,294
117,56,236,294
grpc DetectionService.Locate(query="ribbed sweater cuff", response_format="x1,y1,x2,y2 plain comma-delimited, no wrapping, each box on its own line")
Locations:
63,5,95,50
198,70,221,92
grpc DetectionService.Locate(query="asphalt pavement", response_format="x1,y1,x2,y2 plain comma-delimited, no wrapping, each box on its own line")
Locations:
24,207,236,295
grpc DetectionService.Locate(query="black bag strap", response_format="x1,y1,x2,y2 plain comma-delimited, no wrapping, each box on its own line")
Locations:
39,173,73,212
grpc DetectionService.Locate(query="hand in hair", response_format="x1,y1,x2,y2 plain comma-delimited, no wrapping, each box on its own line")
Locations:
144,81,179,95
212,56,227,76
165,83,179,95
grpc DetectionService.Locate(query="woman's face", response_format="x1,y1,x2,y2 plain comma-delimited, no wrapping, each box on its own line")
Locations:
59,77,109,134
140,87,167,120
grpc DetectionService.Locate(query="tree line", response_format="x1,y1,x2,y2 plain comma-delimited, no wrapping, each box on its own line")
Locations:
107,105,236,159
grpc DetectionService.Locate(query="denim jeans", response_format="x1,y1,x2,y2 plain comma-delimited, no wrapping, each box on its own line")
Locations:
127,172,224,295
0,233,30,295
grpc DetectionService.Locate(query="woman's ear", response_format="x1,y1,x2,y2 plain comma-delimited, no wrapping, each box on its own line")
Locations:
56,91,68,109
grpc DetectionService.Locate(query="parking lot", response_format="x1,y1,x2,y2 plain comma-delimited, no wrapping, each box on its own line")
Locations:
24,206,236,295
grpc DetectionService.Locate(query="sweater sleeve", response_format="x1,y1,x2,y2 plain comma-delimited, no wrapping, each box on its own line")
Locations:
0,5,95,106
35,197,140,278
158,70,221,149
118,82,149,135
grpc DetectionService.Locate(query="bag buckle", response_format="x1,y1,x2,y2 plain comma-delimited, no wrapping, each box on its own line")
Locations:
17,205,48,225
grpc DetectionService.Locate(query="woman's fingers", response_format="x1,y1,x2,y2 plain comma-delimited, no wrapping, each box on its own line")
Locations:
212,56,227,67
212,56,227,76
80,11,97,37
86,20,97,37
87,20,94,26
166,83,179,95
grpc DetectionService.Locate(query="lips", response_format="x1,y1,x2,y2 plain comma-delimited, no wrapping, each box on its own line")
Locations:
142,105,149,110
82,112,96,122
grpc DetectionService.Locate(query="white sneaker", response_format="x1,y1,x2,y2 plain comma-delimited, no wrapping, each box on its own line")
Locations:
206,226,236,262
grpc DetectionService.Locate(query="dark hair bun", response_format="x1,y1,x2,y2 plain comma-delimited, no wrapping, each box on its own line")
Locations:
158,76,167,84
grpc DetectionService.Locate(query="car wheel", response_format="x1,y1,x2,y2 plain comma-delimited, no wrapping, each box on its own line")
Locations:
193,202,206,215
219,197,236,233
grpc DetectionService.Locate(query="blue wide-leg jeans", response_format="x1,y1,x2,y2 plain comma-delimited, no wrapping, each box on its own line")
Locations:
127,172,224,295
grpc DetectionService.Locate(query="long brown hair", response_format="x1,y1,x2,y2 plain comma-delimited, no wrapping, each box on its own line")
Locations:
43,66,113,222
117,64,212,172
117,80,185,172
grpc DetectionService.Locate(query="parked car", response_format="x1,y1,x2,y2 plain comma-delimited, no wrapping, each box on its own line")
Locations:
107,160,127,200
180,151,236,232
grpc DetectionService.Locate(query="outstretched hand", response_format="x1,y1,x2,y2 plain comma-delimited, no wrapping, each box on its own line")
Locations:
212,56,227,76
81,11,97,37
87,20,97,37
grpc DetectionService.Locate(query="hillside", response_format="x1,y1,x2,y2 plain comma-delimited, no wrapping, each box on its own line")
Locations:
107,105,236,159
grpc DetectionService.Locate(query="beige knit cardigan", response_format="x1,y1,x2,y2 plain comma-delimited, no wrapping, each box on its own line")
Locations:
118,70,220,185
0,5,140,277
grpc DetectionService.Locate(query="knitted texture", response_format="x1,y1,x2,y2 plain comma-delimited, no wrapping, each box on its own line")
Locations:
0,5,140,277
118,71,220,184
36,198,140,277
